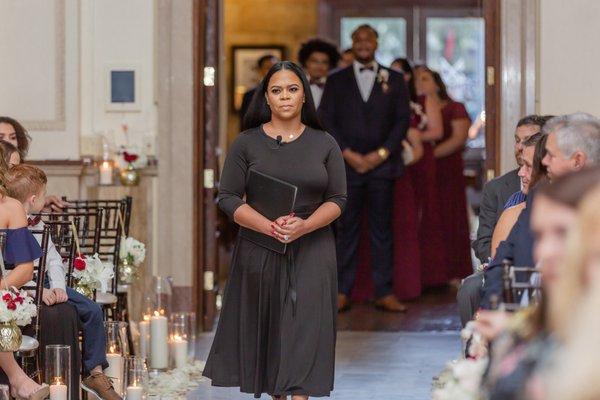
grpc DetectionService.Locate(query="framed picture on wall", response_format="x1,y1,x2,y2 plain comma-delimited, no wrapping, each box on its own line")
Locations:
231,45,286,112
105,63,142,112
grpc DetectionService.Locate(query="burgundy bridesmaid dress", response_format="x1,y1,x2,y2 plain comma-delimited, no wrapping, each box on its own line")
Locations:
434,101,472,281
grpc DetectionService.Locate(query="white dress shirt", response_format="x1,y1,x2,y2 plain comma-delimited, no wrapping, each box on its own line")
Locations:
353,60,378,102
310,83,325,109
30,219,67,291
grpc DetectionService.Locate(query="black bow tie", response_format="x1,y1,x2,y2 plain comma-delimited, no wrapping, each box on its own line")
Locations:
359,65,375,72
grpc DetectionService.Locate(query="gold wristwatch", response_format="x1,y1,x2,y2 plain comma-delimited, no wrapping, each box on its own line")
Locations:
377,147,390,160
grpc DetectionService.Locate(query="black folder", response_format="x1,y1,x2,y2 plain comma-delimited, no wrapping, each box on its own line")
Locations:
239,169,298,254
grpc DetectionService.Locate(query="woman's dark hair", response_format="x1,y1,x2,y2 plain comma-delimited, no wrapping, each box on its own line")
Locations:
0,116,31,159
427,69,452,101
392,57,417,102
242,61,323,131
298,38,340,70
530,134,549,188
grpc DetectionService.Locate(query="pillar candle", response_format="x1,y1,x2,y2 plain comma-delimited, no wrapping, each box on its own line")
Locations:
139,317,150,360
150,313,168,369
99,161,113,185
171,336,188,369
126,386,144,400
49,379,68,400
105,353,124,394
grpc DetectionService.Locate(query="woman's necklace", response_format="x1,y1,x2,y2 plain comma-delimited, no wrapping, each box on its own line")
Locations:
269,124,304,141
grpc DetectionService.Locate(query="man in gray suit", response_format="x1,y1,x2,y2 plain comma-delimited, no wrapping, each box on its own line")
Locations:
472,115,550,263
458,115,548,326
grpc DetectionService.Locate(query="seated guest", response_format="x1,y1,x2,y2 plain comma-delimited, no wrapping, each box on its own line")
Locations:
478,167,600,399
0,116,66,212
481,112,600,309
472,115,548,265
4,165,122,400
239,55,278,130
490,133,547,258
0,148,49,399
298,38,340,109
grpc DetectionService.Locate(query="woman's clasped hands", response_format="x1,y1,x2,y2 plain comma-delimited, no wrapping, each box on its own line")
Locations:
270,213,310,243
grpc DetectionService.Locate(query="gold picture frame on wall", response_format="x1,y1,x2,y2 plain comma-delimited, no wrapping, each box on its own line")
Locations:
231,45,286,112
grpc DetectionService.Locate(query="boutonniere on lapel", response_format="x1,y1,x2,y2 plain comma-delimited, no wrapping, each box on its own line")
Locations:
377,69,390,94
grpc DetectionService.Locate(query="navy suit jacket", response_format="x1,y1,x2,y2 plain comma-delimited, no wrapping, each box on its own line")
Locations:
480,192,536,309
318,65,410,181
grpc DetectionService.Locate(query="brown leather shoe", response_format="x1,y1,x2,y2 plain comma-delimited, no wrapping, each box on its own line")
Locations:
82,372,123,400
374,294,408,313
337,294,351,313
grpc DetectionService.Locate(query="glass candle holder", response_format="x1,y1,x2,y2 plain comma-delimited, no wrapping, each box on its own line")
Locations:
170,312,196,363
0,384,10,400
124,357,148,400
137,314,151,361
169,321,188,369
105,322,126,395
151,276,172,317
45,345,71,400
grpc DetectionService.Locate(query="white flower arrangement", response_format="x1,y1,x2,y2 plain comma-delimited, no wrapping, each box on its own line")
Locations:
410,101,429,131
0,288,37,326
432,357,487,400
120,236,146,266
72,254,115,293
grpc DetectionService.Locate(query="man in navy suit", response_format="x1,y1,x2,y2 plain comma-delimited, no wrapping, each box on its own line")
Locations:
319,24,410,312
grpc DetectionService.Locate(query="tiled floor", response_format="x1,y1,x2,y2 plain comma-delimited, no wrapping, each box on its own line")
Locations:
186,288,461,399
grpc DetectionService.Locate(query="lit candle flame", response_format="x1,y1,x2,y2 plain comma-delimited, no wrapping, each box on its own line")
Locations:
153,310,160,317
109,345,116,354
143,314,150,321
101,160,111,168
52,376,64,385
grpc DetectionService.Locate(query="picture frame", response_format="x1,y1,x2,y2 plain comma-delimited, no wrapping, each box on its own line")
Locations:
231,45,286,112
105,63,142,112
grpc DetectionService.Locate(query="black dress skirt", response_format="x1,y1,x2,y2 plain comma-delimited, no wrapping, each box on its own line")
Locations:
203,126,347,398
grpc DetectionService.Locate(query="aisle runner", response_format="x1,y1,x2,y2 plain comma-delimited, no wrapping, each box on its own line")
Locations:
147,361,207,399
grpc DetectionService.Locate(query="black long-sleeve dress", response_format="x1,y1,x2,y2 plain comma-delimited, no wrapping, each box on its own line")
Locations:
203,125,347,398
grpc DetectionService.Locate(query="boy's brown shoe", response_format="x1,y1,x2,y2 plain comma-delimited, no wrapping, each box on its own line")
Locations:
82,372,123,400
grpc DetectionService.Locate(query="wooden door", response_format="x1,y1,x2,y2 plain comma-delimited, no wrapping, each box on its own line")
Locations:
193,0,221,332
483,0,501,179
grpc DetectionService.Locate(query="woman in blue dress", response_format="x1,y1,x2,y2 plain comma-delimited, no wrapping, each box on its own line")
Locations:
0,155,49,400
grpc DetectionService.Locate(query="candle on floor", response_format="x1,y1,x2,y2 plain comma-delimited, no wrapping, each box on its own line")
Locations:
105,350,124,394
150,311,168,369
139,316,150,360
99,161,114,185
171,335,188,369
126,385,144,400
49,377,68,400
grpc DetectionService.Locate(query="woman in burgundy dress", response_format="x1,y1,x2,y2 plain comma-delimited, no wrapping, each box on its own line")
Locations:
416,68,472,282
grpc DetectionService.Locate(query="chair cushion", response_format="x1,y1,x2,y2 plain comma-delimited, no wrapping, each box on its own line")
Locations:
95,292,118,305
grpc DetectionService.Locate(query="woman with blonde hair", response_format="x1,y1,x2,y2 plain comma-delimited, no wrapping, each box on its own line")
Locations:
542,185,600,400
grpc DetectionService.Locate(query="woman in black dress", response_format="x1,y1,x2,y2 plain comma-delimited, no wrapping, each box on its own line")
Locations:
203,61,347,399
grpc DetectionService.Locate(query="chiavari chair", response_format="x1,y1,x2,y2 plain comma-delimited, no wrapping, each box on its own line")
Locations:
60,199,132,320
499,259,542,312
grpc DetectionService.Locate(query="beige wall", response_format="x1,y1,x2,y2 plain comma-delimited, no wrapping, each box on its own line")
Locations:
538,0,600,115
0,0,157,160
223,0,318,143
